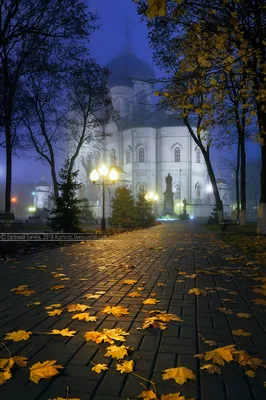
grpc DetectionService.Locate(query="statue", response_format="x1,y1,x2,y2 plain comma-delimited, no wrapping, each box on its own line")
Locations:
163,173,175,216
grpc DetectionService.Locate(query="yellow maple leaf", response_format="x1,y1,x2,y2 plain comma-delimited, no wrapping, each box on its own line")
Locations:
48,397,80,400
92,363,108,373
47,309,63,316
29,360,63,384
49,328,77,337
12,356,28,367
253,299,266,306
84,294,101,299
137,390,157,400
27,302,41,307
104,345,129,360
157,283,166,287
72,313,97,322
95,291,106,295
128,292,141,297
232,329,252,337
51,285,65,290
217,307,234,314
121,279,137,285
200,364,221,374
162,367,196,385
0,358,14,370
102,305,129,317
4,330,32,342
45,304,62,310
0,369,12,385
161,393,192,400
236,313,251,319
245,370,256,378
143,298,160,305
116,360,134,374
84,328,129,345
188,288,207,296
204,345,236,365
67,304,91,312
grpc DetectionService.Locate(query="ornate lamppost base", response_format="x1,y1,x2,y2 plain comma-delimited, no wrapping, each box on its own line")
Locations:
101,218,106,231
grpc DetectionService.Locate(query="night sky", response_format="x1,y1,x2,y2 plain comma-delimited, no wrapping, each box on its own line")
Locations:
0,0,261,187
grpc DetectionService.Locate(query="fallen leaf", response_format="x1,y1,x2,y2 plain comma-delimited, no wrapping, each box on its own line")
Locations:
48,328,77,337
162,367,196,385
116,360,134,373
26,302,41,307
4,330,32,342
67,304,91,312
51,285,65,290
72,313,97,322
47,309,63,316
104,345,129,359
232,329,252,337
236,313,251,319
102,305,129,317
95,291,106,295
121,279,137,285
253,299,266,306
143,298,160,305
128,292,141,298
84,328,129,345
45,304,62,310
200,364,221,374
161,393,193,400
245,370,256,377
0,370,12,385
29,360,63,384
217,308,234,315
137,390,157,400
157,283,166,287
92,363,108,373
12,356,28,367
204,345,236,365
188,288,208,296
84,294,101,299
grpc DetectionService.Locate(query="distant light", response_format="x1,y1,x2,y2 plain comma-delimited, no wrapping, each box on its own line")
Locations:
206,184,213,193
28,206,36,212
11,196,17,203
32,192,36,195
190,216,194,219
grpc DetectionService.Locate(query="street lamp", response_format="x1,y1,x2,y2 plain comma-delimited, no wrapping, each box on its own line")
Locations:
89,164,118,231
145,191,159,216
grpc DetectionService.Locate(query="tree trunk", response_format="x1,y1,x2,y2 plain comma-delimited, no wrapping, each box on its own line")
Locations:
239,131,246,225
236,141,240,216
5,124,12,213
257,107,266,234
51,164,59,200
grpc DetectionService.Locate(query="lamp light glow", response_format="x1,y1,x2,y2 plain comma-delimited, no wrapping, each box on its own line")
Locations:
99,164,108,177
28,206,36,212
90,169,100,183
109,168,118,182
206,184,213,193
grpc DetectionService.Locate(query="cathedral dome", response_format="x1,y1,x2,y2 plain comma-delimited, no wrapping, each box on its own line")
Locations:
106,50,154,88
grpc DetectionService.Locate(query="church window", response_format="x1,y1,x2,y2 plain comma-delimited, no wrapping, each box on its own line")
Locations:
196,148,201,163
196,183,201,199
110,149,117,164
138,183,146,193
174,184,181,200
138,147,145,163
174,146,181,162
126,148,131,164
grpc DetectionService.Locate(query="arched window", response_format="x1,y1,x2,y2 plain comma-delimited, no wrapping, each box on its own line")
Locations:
174,146,181,162
138,183,146,194
196,183,201,199
138,147,145,163
196,148,201,163
126,148,131,164
110,149,117,164
174,184,181,200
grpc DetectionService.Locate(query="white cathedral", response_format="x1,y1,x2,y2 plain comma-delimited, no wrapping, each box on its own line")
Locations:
74,47,232,219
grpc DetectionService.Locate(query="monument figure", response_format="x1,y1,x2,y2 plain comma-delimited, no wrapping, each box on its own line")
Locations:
163,173,175,215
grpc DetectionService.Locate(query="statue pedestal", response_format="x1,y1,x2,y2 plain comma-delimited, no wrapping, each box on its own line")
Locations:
162,173,176,216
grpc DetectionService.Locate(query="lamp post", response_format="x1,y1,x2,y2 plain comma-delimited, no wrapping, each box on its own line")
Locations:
89,164,118,231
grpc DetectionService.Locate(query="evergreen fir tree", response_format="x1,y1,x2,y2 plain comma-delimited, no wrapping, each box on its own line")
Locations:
110,185,137,228
48,159,84,232
208,206,219,224
135,189,155,227
80,198,94,224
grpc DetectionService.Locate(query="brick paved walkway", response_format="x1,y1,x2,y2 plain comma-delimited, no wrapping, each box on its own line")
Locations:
0,221,266,400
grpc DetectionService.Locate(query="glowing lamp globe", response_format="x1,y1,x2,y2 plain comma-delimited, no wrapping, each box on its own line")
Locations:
109,168,118,182
90,169,100,183
99,164,108,177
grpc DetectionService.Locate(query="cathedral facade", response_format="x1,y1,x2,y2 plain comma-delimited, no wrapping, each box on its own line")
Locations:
75,48,231,219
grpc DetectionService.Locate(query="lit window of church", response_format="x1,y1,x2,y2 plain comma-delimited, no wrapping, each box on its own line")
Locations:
138,147,145,163
196,184,201,199
126,149,131,164
174,147,181,162
174,184,181,199
196,149,201,163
